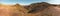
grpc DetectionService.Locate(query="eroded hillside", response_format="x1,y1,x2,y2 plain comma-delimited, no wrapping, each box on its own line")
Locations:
0,2,60,16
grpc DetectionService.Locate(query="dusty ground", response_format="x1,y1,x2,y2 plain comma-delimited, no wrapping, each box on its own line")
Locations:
0,4,60,16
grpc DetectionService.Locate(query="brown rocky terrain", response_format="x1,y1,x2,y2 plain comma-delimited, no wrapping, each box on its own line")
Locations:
0,3,28,16
24,2,60,16
0,2,60,16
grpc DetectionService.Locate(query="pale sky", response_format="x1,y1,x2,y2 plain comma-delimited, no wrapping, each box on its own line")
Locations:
0,0,60,5
48,0,60,4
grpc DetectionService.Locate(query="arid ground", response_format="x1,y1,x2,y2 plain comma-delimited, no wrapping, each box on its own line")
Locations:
0,2,60,16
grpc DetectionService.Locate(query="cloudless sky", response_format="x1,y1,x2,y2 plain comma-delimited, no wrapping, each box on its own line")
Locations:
49,0,60,4
0,0,60,5
0,0,49,5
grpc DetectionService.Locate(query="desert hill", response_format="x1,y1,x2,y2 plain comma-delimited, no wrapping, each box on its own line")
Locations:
24,2,51,13
24,2,60,16
0,2,60,16
0,3,28,16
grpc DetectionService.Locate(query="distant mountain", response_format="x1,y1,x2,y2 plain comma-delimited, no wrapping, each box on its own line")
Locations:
24,2,53,13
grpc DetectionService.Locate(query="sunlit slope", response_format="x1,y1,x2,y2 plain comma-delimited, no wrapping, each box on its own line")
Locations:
0,3,30,16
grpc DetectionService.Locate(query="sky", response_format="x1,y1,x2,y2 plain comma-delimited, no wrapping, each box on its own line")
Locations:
49,0,60,4
0,0,60,5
